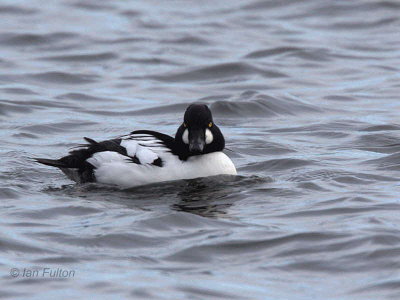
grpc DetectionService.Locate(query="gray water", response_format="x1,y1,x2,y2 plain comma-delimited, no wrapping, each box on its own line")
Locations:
1,0,400,299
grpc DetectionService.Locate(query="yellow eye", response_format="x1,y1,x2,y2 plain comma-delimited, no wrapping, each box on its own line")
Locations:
183,123,187,128
208,122,213,128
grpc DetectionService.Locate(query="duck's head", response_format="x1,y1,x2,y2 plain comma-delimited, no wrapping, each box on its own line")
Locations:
175,104,225,156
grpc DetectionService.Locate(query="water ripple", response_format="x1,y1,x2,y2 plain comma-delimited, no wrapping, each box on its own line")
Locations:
1,0,399,299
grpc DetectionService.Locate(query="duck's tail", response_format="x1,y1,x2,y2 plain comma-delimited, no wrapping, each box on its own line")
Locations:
34,158,67,168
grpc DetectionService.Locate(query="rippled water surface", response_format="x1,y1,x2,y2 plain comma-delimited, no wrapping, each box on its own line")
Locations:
1,1,400,299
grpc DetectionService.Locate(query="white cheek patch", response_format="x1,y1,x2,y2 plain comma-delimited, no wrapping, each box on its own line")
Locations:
182,129,189,144
205,129,213,144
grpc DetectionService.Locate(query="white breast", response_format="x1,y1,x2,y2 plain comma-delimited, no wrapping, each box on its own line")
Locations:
183,152,237,179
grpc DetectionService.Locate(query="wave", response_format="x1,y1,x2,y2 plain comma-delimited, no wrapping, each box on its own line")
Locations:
151,62,287,82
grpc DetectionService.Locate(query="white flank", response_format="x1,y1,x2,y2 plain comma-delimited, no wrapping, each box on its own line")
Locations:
90,151,237,188
87,151,128,167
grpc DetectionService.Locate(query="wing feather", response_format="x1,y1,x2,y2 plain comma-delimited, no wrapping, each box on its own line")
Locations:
89,131,176,168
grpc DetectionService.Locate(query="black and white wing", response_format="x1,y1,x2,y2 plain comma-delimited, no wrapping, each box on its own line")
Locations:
118,130,176,166
35,130,177,184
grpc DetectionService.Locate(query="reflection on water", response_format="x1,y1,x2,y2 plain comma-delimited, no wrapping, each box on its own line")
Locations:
1,0,400,299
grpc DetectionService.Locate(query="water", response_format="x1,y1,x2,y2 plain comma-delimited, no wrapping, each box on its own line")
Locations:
1,0,400,299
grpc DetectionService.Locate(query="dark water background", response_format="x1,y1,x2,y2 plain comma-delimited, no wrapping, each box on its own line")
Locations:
1,0,400,299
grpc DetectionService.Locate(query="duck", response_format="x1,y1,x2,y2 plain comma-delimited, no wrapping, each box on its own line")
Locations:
35,104,237,188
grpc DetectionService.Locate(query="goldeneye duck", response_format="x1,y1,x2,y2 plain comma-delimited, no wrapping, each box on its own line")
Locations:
35,104,237,188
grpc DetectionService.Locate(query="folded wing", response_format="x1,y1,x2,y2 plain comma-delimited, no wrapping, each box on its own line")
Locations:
35,130,176,183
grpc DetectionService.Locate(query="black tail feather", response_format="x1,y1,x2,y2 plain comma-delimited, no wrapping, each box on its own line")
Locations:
34,158,67,168
71,137,98,149
83,137,97,145
35,136,123,171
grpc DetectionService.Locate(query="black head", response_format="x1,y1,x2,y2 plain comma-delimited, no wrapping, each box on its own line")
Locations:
175,104,225,158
